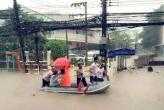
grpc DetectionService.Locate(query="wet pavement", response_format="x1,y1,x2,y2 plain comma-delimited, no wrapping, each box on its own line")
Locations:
0,66,164,110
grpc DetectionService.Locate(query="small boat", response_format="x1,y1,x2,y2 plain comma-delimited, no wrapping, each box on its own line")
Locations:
40,81,110,94
41,57,109,94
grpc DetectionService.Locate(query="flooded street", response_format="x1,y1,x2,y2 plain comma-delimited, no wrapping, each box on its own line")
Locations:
0,67,164,110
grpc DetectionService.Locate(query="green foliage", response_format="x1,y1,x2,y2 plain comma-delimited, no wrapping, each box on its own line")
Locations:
25,34,47,51
0,52,5,60
0,36,19,51
140,4,164,49
20,11,43,22
45,40,67,60
109,31,133,49
0,8,48,53
140,26,161,48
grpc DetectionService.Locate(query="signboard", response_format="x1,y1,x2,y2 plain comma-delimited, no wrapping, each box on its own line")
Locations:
108,48,135,57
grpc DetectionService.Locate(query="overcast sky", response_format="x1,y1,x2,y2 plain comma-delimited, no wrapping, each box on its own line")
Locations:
0,0,164,14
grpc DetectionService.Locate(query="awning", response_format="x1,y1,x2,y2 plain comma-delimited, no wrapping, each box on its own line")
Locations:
108,48,135,57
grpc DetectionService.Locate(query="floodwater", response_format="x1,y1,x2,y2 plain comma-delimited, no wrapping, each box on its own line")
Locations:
0,66,164,110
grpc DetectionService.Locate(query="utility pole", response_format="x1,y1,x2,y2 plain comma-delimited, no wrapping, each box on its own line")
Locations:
71,2,88,63
65,28,69,59
34,33,40,73
84,2,88,63
100,0,110,81
101,0,108,63
64,22,69,59
102,0,108,38
13,0,28,73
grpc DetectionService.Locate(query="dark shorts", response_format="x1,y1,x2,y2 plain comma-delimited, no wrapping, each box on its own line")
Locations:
77,77,87,87
97,78,104,82
90,76,98,83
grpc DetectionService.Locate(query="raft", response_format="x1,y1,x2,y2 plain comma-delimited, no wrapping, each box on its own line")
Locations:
40,81,110,94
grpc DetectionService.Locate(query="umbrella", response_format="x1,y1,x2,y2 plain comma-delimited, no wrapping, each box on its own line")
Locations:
52,57,70,69
52,57,71,87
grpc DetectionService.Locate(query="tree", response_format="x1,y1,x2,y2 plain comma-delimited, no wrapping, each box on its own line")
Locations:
0,7,47,53
45,40,67,60
109,31,133,49
24,34,47,51
140,5,164,49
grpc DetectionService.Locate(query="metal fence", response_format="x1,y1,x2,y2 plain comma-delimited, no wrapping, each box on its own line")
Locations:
0,51,49,71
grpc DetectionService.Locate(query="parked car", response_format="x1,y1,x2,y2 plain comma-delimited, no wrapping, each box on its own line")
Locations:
69,54,85,62
78,54,85,62
87,50,100,61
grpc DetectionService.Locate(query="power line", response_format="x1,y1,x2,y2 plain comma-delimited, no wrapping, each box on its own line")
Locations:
22,0,100,12
20,5,58,21
14,4,164,24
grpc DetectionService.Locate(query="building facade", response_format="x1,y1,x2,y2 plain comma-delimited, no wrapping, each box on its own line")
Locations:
45,29,103,52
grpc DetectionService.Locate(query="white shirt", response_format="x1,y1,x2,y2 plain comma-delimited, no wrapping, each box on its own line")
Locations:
96,68,104,78
90,62,99,76
77,68,83,78
43,70,53,81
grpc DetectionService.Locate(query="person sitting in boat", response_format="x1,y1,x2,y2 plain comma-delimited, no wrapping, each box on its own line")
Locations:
89,56,99,83
76,63,87,87
49,65,62,87
42,66,57,87
96,64,105,81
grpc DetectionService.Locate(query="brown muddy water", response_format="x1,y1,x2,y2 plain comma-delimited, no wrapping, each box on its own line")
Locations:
0,66,164,110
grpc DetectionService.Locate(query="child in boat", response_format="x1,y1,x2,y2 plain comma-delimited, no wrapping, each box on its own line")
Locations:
76,63,87,87
42,71,54,87
89,56,99,83
96,64,105,81
49,66,62,87
42,66,61,87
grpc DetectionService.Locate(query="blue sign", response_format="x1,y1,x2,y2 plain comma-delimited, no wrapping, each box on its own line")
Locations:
108,48,135,57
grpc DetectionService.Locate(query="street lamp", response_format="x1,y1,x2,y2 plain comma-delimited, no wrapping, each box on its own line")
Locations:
71,2,88,63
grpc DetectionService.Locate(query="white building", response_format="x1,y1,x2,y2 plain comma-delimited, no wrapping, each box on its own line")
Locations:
46,29,102,43
45,29,104,52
